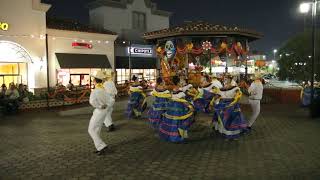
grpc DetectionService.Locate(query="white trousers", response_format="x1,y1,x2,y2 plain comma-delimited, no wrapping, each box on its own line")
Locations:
248,99,261,127
104,98,115,127
88,108,108,151
104,106,114,127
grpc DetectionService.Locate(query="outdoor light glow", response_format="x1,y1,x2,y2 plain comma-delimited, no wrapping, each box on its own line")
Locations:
273,49,277,53
272,60,276,63
300,3,311,14
308,55,312,58
286,53,290,56
123,41,126,44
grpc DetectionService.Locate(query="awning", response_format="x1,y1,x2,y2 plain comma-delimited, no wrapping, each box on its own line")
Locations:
115,56,158,69
56,53,112,68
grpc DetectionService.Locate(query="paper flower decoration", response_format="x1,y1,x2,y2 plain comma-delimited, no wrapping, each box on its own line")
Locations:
202,41,212,51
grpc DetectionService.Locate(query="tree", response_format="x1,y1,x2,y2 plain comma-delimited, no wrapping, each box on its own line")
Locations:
278,30,320,82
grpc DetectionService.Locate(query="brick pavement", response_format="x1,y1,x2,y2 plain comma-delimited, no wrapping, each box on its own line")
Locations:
1,101,320,180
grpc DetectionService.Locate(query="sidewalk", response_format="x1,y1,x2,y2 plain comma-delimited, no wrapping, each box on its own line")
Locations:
1,100,320,179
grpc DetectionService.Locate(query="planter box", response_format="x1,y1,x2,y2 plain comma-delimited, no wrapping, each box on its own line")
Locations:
19,98,89,110
264,88,302,104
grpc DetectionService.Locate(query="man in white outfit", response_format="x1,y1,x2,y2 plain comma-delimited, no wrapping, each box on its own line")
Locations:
248,73,264,129
88,70,112,155
103,71,117,132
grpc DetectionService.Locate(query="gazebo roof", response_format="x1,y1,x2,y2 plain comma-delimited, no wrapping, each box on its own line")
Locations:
143,21,263,42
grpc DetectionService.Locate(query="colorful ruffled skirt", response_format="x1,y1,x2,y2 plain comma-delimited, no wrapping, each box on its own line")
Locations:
159,101,194,142
148,97,169,129
212,99,248,138
126,92,147,118
194,90,214,113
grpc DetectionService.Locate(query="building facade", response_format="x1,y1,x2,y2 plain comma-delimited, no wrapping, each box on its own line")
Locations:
0,0,117,91
88,0,171,83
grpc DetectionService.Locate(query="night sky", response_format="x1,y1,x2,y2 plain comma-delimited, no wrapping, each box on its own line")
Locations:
42,0,307,57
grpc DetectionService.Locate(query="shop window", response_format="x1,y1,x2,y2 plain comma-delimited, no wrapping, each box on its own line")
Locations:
132,11,146,30
0,62,27,86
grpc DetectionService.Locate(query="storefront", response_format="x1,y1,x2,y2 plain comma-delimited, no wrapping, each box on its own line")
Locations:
115,43,158,84
0,0,117,91
0,0,49,90
47,18,117,88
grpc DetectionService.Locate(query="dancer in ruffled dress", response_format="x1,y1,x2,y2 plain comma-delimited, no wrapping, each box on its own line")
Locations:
158,76,195,143
211,81,248,139
126,76,147,118
148,77,171,129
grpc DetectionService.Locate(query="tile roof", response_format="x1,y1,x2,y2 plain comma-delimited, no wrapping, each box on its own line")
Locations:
46,17,117,35
143,21,263,41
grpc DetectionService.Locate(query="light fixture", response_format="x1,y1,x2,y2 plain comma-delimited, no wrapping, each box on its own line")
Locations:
52,37,56,40
89,40,93,43
74,39,78,42
105,41,109,44
97,40,101,43
30,35,35,38
81,40,85,43
123,41,126,44
300,3,311,14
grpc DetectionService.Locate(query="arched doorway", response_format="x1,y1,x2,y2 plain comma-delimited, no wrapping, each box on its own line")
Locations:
0,40,32,87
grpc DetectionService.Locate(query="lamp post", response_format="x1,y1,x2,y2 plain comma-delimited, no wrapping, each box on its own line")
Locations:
299,0,318,116
273,49,277,61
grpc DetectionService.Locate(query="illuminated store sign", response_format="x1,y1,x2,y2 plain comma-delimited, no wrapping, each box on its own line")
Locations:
0,22,9,31
128,47,153,55
72,42,93,49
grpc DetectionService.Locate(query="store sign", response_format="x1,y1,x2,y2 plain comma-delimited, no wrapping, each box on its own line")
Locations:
0,22,9,31
72,42,93,49
128,47,153,55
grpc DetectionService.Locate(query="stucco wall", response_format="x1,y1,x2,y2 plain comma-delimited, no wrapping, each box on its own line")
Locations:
0,0,48,89
89,0,169,38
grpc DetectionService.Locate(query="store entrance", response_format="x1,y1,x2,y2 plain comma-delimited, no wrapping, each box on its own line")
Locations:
70,74,91,88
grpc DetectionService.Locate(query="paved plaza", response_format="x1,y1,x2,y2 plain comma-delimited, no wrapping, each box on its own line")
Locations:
1,99,320,180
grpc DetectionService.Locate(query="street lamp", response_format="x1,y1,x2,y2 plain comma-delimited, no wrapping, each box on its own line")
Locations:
299,0,318,117
273,49,278,61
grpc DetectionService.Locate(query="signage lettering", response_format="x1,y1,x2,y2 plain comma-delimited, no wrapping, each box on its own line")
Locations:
129,47,153,55
0,22,9,31
72,42,93,49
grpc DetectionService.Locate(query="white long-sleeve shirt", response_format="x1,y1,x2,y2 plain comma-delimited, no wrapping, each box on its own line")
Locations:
179,84,193,92
248,80,263,100
211,79,223,89
89,88,108,109
104,80,118,97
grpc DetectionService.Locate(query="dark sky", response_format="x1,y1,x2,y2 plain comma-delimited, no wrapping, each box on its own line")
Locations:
43,0,307,57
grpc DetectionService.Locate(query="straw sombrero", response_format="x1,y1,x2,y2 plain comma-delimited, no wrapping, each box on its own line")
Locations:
91,70,107,80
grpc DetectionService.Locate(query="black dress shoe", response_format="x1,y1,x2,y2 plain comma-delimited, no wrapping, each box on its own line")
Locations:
108,124,115,132
96,146,113,156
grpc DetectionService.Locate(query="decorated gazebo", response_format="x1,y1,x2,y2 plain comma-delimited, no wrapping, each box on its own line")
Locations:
143,21,263,86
